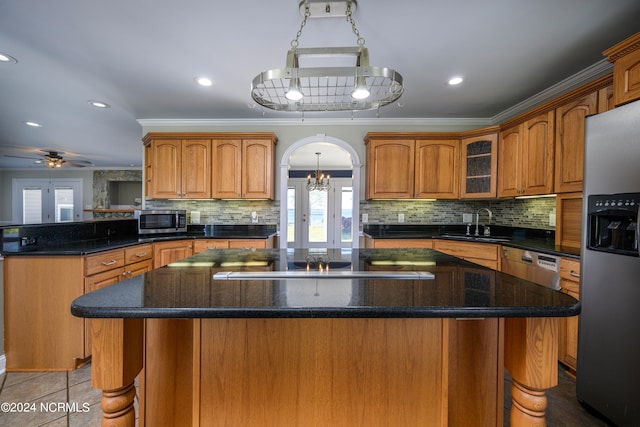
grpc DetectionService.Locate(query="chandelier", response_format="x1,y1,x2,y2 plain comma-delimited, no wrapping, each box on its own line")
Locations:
251,0,404,113
307,152,330,192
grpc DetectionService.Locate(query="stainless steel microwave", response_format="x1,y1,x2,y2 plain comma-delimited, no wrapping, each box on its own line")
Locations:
135,209,187,235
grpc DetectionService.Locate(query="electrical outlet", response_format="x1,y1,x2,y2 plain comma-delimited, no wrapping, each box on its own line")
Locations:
398,213,405,223
463,213,473,223
549,212,556,227
362,213,368,223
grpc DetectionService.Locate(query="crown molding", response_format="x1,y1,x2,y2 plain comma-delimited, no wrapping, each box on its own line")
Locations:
137,117,493,128
490,59,613,124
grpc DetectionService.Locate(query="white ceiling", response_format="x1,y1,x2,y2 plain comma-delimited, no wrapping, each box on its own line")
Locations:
1,0,639,169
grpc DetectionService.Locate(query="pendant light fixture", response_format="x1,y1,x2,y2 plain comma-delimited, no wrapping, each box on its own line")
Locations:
307,152,330,192
251,0,404,113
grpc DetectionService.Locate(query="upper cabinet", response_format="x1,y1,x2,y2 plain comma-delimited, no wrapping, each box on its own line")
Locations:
498,111,554,197
143,133,277,200
460,128,498,199
554,92,597,193
365,134,459,199
143,137,211,199
603,32,640,106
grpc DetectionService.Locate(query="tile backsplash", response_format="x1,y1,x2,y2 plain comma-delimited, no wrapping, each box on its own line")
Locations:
360,197,557,230
147,196,557,231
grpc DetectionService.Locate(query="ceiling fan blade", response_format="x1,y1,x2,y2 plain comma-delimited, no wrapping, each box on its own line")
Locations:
63,160,88,167
3,154,41,160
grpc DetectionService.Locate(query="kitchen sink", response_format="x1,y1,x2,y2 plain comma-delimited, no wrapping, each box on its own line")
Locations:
437,234,511,243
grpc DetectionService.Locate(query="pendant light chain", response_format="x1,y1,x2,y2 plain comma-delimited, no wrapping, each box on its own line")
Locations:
291,4,310,48
346,2,365,46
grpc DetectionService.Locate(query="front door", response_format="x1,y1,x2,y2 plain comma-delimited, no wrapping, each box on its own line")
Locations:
287,178,353,248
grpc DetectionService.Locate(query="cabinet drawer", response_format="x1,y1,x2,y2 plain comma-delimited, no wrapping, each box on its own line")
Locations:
433,240,499,261
194,239,229,253
560,258,581,282
125,244,153,264
86,249,125,276
560,278,580,296
229,239,267,249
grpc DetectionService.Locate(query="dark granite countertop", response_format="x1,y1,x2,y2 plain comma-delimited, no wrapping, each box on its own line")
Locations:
1,222,277,256
363,224,581,258
71,248,580,319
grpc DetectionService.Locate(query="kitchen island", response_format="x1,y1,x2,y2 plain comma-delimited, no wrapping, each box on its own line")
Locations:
71,248,579,427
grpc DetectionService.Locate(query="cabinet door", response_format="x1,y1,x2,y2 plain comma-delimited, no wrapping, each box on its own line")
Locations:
556,192,583,249
153,240,194,268
554,92,597,193
460,133,498,199
366,139,415,199
522,111,554,195
242,139,274,199
182,139,212,198
597,84,615,113
497,125,522,197
150,139,182,199
212,139,242,198
414,139,459,199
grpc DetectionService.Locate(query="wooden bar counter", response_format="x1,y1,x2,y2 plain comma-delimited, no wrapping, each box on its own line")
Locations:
71,248,579,427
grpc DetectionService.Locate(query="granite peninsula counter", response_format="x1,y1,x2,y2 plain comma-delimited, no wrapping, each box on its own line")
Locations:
72,248,579,427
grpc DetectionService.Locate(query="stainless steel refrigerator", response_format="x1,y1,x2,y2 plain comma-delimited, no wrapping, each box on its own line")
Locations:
577,98,640,426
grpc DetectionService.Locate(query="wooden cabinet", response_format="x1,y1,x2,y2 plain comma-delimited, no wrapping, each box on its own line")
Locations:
603,32,640,106
433,239,501,270
415,139,460,199
365,134,460,199
556,192,583,249
498,111,554,197
559,257,581,373
460,129,498,198
365,138,415,199
193,237,275,253
364,237,433,249
554,92,598,193
153,240,194,268
143,132,277,200
144,137,211,199
212,137,277,199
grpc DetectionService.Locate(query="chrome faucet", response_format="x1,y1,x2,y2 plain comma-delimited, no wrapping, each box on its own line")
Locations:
475,208,493,237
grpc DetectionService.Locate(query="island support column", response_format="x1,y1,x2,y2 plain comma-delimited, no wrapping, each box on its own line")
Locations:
505,317,559,427
91,318,144,427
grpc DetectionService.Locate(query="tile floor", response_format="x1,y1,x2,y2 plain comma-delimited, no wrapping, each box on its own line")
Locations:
0,363,135,427
0,364,613,426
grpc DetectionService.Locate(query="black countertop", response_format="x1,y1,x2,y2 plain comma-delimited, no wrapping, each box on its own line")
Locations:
71,248,580,319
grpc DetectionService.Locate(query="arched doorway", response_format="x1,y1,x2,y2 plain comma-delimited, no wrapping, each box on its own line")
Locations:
279,135,361,249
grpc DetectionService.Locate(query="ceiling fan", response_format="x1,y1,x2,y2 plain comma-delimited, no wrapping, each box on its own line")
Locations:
4,149,93,168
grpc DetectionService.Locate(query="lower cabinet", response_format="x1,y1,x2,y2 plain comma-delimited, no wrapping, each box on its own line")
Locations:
364,237,433,249
153,240,194,268
559,257,581,373
433,240,501,270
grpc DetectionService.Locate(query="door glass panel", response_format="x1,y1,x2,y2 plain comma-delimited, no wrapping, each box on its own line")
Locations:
287,187,296,243
308,190,328,243
341,187,353,243
23,188,42,224
55,187,75,222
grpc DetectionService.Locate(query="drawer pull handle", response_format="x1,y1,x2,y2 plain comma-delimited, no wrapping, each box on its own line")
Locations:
569,270,580,278
135,252,147,257
101,260,117,266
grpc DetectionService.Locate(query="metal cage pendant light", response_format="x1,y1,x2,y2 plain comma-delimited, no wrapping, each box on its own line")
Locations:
307,152,331,191
251,0,404,112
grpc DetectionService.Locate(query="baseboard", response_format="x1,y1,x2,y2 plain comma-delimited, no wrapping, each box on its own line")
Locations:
0,354,5,375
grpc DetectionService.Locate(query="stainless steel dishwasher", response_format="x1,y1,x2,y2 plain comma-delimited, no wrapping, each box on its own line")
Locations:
501,247,561,290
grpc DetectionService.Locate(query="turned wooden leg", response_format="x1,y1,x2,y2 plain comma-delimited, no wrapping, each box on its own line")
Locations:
101,383,137,427
91,318,143,427
504,317,558,427
510,379,548,427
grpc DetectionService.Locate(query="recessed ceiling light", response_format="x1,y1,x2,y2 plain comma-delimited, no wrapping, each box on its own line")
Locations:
195,77,214,87
0,52,18,64
88,100,110,108
24,121,43,127
448,76,464,86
